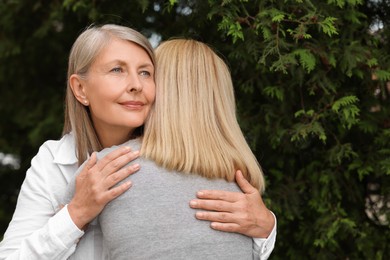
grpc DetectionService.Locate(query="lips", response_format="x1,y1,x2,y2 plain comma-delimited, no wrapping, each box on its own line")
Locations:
119,100,145,110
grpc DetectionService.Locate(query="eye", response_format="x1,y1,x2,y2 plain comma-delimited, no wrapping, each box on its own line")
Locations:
140,70,151,77
110,67,123,73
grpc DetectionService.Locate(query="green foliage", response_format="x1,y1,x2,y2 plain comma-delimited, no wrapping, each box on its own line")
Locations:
331,95,360,129
319,17,338,36
218,17,244,43
1,0,389,258
375,69,390,81
293,48,316,73
262,86,284,101
206,0,390,258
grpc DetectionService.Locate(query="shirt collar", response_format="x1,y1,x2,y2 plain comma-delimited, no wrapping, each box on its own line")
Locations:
53,132,79,165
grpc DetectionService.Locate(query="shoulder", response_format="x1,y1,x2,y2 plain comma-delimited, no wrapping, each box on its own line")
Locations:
37,133,78,166
27,133,78,181
122,138,141,152
24,133,78,202
97,138,142,159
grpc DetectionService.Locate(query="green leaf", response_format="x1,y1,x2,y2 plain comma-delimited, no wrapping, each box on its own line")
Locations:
331,96,359,112
367,58,378,68
291,121,327,143
272,14,285,23
328,143,358,165
374,69,390,81
293,49,316,73
262,86,284,101
319,17,339,36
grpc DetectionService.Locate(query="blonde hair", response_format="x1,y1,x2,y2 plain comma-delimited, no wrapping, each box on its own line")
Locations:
62,24,156,165
141,39,265,192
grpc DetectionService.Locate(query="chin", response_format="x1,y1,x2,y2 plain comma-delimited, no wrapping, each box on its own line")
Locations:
128,122,144,128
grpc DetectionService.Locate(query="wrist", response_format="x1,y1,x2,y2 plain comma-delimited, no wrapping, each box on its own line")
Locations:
68,201,89,230
253,209,275,238
263,210,276,237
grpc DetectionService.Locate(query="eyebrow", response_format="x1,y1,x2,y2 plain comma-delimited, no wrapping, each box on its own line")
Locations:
103,59,154,69
139,63,154,69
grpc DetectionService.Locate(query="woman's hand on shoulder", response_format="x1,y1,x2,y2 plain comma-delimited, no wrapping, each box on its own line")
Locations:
189,170,275,238
68,146,140,229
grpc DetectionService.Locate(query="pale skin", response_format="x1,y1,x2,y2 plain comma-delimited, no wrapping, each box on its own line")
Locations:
66,37,274,238
68,148,140,229
67,38,155,229
190,170,275,238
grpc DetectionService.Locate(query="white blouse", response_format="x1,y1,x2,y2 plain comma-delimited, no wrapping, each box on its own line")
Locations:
0,134,276,259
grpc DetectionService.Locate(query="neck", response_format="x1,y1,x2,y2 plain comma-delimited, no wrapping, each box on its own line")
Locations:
97,127,136,148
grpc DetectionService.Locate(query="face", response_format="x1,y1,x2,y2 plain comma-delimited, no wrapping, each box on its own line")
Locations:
72,37,155,147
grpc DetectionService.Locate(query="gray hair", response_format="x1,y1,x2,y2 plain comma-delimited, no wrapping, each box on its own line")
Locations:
63,24,156,165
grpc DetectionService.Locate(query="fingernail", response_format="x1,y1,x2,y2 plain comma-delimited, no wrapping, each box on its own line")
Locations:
197,191,204,196
190,200,197,207
123,146,131,152
132,150,140,156
196,212,204,218
125,181,132,187
132,163,140,170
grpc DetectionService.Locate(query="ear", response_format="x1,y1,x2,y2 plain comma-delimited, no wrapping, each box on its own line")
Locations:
69,74,89,106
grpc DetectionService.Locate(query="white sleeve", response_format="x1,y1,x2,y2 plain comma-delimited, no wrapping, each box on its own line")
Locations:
67,220,110,260
252,211,277,260
0,145,84,260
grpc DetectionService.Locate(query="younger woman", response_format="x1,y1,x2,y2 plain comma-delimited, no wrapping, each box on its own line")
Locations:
78,39,276,259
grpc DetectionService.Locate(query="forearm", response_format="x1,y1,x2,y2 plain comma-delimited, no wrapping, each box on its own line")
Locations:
0,206,83,260
252,211,277,260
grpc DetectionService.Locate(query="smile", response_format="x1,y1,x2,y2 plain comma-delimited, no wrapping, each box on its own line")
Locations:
119,101,145,110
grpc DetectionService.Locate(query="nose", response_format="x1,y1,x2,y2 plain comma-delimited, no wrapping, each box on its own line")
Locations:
127,72,143,93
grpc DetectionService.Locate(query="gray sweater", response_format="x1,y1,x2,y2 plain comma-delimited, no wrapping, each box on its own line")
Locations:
67,139,256,260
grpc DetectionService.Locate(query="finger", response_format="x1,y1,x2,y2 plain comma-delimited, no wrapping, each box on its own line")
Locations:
195,190,242,202
99,149,140,177
105,163,140,189
88,152,98,168
195,211,235,223
105,181,132,202
96,146,134,170
235,170,256,194
189,199,233,212
210,222,241,233
79,152,97,177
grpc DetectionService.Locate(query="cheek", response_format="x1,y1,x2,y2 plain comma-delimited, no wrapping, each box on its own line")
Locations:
147,84,156,103
150,91,156,104
89,87,121,105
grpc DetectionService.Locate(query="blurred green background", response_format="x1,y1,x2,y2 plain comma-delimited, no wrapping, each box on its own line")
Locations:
0,0,389,258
